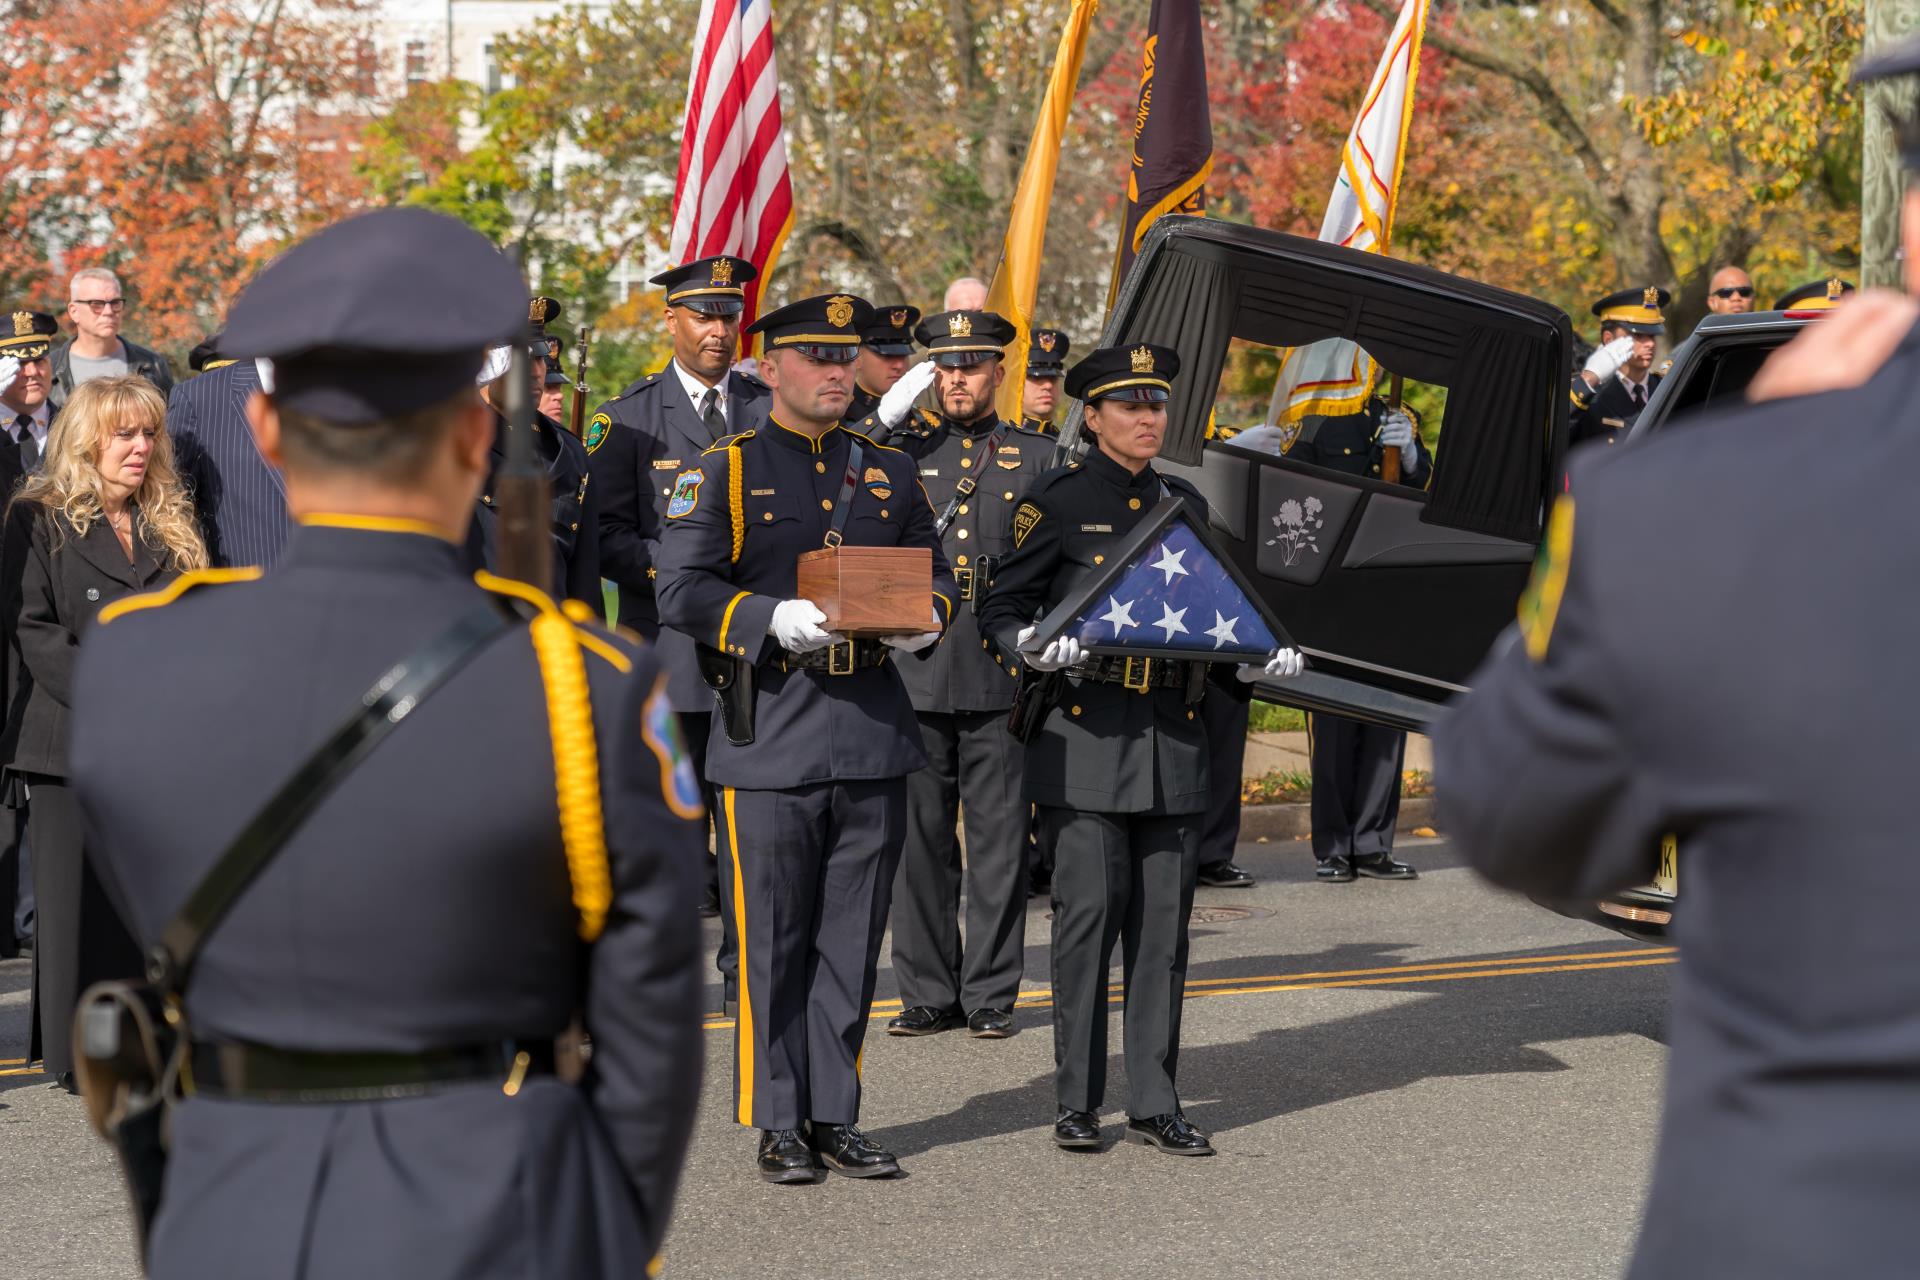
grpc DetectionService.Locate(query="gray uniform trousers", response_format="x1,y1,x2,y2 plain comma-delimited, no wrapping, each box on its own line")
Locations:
892,709,1028,1013
719,778,905,1129
678,707,738,998
1307,712,1404,861
1042,807,1200,1118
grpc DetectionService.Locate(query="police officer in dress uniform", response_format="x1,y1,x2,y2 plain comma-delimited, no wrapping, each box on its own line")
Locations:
881,310,1052,1040
0,310,51,960
68,207,705,1279
1019,327,1069,434
1775,277,1855,312
1569,287,1669,448
980,344,1300,1156
467,296,600,605
1435,43,1920,1276
654,292,956,1184
1283,393,1428,882
844,304,920,427
586,256,773,989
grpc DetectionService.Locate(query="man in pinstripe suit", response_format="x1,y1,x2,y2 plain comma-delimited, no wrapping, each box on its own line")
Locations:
168,350,292,569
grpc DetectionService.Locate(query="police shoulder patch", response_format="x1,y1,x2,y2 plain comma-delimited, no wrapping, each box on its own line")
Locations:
641,678,705,821
1012,502,1044,548
585,413,613,454
666,469,705,519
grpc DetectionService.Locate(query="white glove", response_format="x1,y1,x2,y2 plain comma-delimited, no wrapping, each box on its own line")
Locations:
882,610,944,655
769,599,840,654
0,356,18,398
1018,625,1085,673
1582,335,1635,385
876,360,937,428
1237,647,1304,682
1227,423,1287,456
1379,409,1418,455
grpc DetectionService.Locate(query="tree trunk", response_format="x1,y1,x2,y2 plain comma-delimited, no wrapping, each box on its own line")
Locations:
1862,0,1920,289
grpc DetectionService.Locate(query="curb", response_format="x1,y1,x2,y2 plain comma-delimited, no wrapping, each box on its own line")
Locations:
1238,796,1435,843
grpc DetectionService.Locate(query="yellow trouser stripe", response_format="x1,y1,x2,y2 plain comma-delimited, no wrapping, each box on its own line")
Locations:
724,786,755,1126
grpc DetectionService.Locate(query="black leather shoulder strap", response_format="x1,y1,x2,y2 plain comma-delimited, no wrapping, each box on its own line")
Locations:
151,601,516,989
822,439,866,549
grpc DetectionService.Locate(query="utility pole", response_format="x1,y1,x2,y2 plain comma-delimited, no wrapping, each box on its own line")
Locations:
1862,0,1920,289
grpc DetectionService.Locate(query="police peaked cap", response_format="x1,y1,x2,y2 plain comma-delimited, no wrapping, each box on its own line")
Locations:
1774,278,1855,312
222,207,527,424
861,304,921,355
0,311,59,361
653,256,756,315
1592,286,1671,336
1027,328,1070,376
1066,343,1181,404
914,310,1016,367
746,293,875,360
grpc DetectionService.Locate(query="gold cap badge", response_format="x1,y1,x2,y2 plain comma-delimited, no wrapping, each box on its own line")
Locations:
12,311,33,338
1130,345,1154,374
826,295,854,328
1827,278,1843,300
1642,286,1660,309
1037,332,1056,352
711,258,734,287
890,308,908,328
948,313,973,338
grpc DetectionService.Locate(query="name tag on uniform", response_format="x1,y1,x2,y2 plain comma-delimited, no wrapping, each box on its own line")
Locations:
652,459,682,470
1080,523,1113,533
751,488,777,496
920,468,940,477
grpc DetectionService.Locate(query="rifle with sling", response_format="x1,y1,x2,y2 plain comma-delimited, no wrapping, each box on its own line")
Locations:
568,324,592,440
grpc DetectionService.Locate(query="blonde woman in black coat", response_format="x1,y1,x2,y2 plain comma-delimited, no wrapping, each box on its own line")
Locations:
2,374,206,1089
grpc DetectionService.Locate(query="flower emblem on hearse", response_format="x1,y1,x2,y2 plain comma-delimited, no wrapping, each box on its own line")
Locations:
1265,496,1323,566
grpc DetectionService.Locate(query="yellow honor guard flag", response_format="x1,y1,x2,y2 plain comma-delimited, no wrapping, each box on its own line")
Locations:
1268,0,1429,427
986,0,1100,422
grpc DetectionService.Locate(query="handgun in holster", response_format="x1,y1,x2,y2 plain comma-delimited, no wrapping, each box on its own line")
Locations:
1007,666,1062,743
695,642,756,745
966,554,998,614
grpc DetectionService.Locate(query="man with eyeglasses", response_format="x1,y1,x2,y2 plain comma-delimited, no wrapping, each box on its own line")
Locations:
1706,266,1756,317
49,268,173,410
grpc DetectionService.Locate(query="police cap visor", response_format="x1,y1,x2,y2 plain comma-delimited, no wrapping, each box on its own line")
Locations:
787,342,859,364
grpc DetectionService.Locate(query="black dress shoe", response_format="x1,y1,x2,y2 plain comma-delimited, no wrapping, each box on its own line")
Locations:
1352,852,1419,880
1053,1108,1101,1149
757,1129,819,1184
1125,1111,1214,1156
1196,859,1254,888
967,1007,1013,1038
1315,856,1355,882
55,1071,79,1096
809,1124,900,1178
887,1005,964,1036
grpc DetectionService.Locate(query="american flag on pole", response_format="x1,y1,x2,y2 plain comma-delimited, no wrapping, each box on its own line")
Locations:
1266,0,1428,427
669,0,795,342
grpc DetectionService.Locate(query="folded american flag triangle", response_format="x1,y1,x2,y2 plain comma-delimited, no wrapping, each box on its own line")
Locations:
1022,496,1295,664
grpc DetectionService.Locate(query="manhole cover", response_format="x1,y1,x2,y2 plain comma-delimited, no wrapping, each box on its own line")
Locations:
1189,904,1273,925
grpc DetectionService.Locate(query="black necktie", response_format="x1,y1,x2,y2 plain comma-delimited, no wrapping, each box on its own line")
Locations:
700,388,725,439
1629,383,1646,409
12,415,34,468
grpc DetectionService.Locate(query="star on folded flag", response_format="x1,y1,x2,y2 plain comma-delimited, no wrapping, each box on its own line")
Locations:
1151,545,1189,583
1099,596,1138,636
1154,603,1189,641
1205,611,1239,649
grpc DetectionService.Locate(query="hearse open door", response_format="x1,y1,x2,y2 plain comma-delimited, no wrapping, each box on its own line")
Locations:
1060,217,1575,731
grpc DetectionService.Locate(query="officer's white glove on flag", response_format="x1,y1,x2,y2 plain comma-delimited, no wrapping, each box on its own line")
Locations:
883,610,943,655
1237,647,1304,682
1582,335,1636,384
1019,625,1084,673
0,356,18,399
876,360,937,429
770,599,840,654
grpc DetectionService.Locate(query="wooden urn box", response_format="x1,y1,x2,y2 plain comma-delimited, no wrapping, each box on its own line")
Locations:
796,545,934,636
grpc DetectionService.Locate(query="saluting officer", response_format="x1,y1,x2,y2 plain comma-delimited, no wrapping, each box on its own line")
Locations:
1020,327,1069,433
980,344,1299,1157
68,207,706,1279
586,256,772,985
467,296,600,604
1569,286,1669,447
844,303,932,433
881,309,1052,1040
654,293,956,1185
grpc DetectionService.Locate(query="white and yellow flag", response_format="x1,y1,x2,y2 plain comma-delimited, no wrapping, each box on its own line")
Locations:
1267,0,1429,427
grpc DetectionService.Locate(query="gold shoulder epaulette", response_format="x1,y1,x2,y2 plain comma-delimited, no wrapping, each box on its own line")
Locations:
97,566,264,625
701,428,755,457
845,426,906,455
474,571,632,673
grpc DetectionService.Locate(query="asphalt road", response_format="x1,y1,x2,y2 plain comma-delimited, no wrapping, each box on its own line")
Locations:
0,836,1672,1279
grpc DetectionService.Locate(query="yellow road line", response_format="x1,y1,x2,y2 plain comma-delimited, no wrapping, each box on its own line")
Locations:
702,948,1676,1031
1,1067,43,1077
0,1057,25,1066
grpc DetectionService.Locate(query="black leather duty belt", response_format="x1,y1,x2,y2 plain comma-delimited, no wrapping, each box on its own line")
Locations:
189,1038,556,1102
1068,654,1192,692
953,555,996,601
778,639,889,675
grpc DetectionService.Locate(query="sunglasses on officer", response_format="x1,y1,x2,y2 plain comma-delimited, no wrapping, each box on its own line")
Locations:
1711,286,1754,299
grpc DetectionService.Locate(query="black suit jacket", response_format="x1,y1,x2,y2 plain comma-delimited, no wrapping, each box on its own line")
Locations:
167,360,291,569
1436,322,1920,1279
1,503,173,777
586,365,770,710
